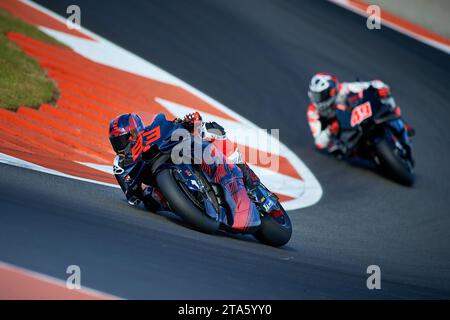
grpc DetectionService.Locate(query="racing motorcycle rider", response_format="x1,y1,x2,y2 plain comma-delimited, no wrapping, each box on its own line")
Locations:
108,112,260,210
306,72,414,157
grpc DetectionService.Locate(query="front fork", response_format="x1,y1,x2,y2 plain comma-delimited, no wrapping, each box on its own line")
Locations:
387,119,413,162
369,119,414,166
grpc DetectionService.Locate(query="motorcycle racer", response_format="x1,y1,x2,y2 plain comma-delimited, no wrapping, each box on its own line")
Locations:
108,112,260,210
306,72,414,156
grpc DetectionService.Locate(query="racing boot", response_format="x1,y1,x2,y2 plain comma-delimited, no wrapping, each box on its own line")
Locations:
237,163,261,190
142,185,169,212
404,122,415,138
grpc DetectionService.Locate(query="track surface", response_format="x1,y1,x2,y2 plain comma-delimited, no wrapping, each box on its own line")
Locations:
2,0,450,298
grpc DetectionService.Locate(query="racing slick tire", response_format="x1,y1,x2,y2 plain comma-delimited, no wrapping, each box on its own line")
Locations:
156,168,220,234
375,137,415,186
254,207,292,247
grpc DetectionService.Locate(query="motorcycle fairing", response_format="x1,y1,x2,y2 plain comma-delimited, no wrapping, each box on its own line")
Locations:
336,91,393,131
200,143,261,231
143,113,261,232
336,91,403,148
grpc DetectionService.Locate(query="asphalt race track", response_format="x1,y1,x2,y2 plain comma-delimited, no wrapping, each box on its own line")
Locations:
2,0,450,298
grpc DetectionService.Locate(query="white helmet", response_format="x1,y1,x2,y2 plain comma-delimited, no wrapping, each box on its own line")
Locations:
308,73,339,117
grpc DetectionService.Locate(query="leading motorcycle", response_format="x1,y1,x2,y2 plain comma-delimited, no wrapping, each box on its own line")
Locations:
125,113,292,247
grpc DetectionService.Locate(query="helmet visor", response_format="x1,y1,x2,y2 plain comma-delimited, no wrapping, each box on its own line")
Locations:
308,90,331,104
309,90,336,114
110,133,130,154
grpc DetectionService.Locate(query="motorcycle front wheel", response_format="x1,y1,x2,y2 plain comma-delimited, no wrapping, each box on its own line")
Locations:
374,137,415,186
156,168,220,234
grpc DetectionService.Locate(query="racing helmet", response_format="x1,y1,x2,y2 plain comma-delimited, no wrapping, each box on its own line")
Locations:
308,73,339,116
109,113,145,154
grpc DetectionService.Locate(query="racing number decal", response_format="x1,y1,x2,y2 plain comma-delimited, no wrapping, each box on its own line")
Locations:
131,134,143,161
143,126,161,146
131,126,161,161
351,101,372,127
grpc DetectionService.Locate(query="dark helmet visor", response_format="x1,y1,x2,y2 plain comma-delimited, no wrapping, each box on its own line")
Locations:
308,90,331,104
109,133,131,154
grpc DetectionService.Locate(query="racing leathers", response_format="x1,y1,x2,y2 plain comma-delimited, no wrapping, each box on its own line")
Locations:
113,113,260,210
307,80,406,156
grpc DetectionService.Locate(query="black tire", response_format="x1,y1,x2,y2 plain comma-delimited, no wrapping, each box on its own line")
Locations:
156,168,220,234
374,137,415,186
254,207,292,247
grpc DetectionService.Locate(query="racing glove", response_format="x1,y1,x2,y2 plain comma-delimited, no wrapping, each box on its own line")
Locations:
202,121,226,141
184,111,202,123
183,112,203,136
329,120,340,136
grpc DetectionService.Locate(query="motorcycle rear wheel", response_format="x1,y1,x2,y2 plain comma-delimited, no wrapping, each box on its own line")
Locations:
156,168,220,234
253,206,292,247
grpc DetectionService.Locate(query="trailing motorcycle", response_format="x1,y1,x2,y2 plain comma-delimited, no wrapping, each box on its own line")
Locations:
335,90,415,185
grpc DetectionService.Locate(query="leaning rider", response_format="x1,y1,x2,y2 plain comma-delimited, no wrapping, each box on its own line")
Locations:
306,72,414,156
108,112,260,210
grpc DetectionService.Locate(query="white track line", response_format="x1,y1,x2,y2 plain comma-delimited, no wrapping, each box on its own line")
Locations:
0,153,119,188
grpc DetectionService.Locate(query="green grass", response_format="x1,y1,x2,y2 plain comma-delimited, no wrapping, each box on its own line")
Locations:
0,9,63,110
